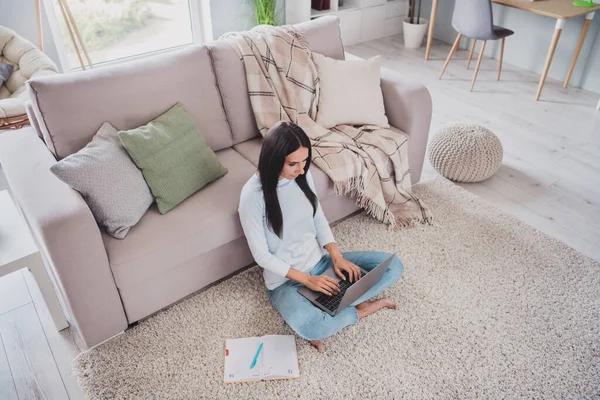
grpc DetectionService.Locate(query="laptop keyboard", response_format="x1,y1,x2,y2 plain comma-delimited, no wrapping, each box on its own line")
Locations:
315,271,365,313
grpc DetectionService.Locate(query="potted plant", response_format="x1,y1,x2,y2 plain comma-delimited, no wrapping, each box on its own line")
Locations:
403,0,428,49
251,0,276,26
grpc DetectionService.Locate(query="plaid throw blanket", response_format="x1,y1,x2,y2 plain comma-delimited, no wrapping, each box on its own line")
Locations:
223,25,432,230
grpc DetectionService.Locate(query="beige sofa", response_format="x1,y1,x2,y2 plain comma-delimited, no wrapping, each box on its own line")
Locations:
0,16,432,348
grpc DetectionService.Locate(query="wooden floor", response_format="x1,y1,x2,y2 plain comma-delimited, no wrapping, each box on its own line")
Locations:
0,35,599,399
347,35,600,262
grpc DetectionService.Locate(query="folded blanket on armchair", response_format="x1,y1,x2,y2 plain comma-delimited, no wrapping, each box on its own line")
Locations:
223,25,432,230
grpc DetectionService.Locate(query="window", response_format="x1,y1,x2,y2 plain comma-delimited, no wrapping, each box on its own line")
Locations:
43,0,210,70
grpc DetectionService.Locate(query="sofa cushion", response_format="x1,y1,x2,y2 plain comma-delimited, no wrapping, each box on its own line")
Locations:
27,45,232,160
104,148,255,289
118,103,228,214
207,15,345,146
50,122,153,239
207,41,260,146
296,16,345,61
313,53,389,129
233,137,335,200
0,63,13,86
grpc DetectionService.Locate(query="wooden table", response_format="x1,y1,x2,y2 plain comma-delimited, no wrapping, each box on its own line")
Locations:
425,0,600,100
0,191,69,331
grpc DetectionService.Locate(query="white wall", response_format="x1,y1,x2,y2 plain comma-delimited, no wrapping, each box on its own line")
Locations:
210,0,255,39
420,0,600,94
580,25,600,94
210,0,286,38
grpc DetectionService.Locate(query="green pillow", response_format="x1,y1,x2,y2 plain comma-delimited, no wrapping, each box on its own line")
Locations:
118,103,228,214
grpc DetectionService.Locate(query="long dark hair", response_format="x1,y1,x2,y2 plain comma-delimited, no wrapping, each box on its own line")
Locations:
258,121,317,238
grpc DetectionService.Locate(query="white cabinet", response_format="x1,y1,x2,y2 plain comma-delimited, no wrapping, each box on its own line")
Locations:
384,17,402,35
385,1,407,18
361,5,386,42
383,0,407,36
361,0,386,7
338,9,363,46
285,0,312,25
286,0,407,45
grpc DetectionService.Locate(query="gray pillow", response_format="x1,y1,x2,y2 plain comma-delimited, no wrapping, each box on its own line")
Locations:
50,122,154,239
0,63,14,86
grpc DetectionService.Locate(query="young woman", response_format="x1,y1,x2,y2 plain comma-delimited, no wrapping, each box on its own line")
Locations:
238,121,404,353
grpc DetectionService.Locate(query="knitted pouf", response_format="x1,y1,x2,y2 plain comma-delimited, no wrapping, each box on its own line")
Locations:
428,123,503,183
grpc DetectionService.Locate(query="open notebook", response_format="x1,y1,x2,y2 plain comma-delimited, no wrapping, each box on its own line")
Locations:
224,335,299,383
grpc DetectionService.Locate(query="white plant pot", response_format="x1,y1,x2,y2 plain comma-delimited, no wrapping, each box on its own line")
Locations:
402,18,429,49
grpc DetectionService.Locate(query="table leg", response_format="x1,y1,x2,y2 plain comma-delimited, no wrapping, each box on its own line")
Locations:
425,0,439,61
28,254,69,331
536,19,564,101
564,12,594,88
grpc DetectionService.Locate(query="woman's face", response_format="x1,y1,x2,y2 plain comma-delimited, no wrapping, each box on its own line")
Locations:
280,146,309,181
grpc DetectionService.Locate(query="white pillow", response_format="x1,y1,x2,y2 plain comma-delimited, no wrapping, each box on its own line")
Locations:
313,53,389,129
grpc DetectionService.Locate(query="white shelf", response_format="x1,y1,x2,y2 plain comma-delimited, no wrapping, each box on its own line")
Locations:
338,4,362,13
311,8,337,17
288,0,407,45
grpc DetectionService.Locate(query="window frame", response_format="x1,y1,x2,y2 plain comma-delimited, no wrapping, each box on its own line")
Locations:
41,0,213,72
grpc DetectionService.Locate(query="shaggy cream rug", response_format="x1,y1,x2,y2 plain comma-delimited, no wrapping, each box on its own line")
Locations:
73,178,599,399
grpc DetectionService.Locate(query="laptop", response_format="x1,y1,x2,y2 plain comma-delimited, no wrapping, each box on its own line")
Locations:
298,255,394,316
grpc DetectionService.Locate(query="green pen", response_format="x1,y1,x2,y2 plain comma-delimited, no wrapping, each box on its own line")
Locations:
249,342,263,370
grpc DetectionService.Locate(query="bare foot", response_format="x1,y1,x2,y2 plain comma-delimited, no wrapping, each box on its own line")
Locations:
309,339,325,353
355,298,397,320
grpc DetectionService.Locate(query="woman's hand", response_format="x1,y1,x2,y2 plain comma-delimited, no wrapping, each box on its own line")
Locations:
333,257,362,283
303,275,341,296
287,268,341,296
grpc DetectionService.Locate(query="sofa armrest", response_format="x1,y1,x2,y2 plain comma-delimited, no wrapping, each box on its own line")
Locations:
380,68,432,184
0,128,127,348
344,52,432,184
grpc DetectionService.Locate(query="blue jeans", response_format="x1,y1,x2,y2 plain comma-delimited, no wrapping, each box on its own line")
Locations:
267,251,404,341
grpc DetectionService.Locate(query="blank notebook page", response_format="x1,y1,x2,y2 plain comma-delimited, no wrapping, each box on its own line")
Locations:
261,335,299,380
224,337,262,383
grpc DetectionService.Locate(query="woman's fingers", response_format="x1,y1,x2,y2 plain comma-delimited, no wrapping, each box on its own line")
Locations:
341,267,353,282
334,268,345,281
345,265,357,283
353,265,361,281
352,265,360,282
309,277,339,296
327,276,341,290
323,277,340,293
349,266,356,282
347,263,359,282
319,286,333,296
317,277,338,295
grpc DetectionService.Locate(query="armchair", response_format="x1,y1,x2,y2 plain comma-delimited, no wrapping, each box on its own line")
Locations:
0,25,58,130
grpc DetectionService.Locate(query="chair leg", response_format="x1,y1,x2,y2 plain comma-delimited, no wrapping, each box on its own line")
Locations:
467,39,477,69
439,33,462,79
498,37,505,81
470,40,487,92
